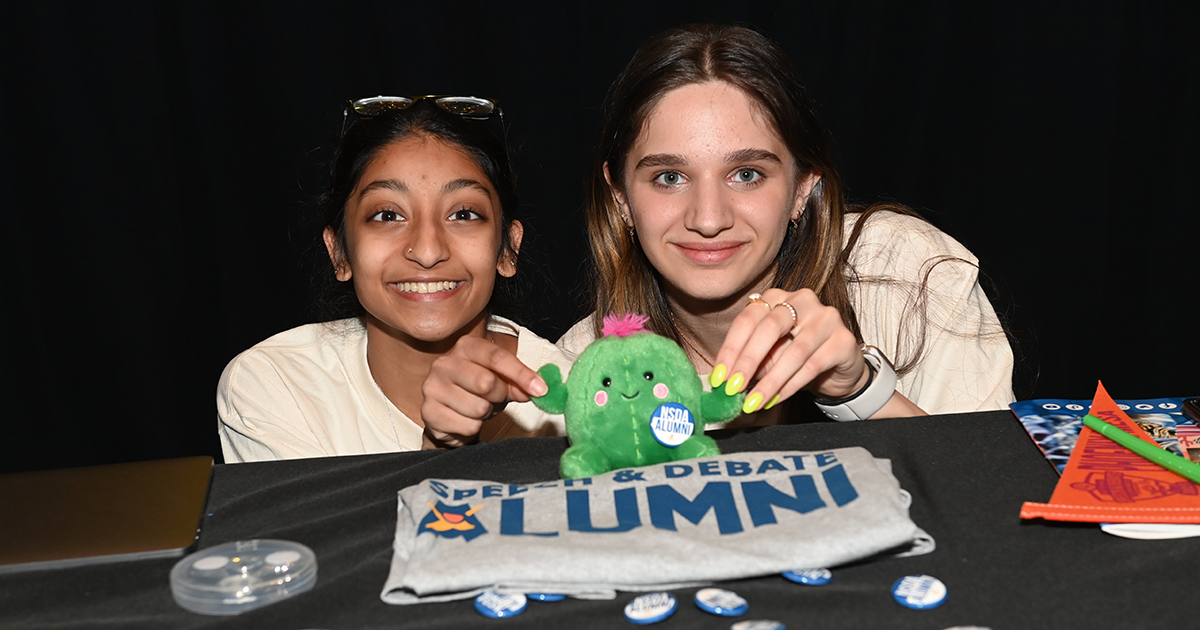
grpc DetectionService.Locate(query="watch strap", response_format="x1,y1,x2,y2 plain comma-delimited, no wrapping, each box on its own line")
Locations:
813,345,898,421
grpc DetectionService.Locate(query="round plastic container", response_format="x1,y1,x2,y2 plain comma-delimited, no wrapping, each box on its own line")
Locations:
170,539,317,615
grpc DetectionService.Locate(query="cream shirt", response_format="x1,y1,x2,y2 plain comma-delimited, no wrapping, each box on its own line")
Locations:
218,316,570,463
557,211,1014,415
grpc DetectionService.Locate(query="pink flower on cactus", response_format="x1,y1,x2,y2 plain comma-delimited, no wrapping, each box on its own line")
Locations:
601,313,649,338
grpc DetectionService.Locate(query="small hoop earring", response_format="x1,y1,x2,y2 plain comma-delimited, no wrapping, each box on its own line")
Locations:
790,218,800,238
620,213,635,240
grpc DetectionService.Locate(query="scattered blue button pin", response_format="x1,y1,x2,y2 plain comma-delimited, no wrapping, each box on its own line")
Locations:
649,403,694,447
624,592,678,624
694,588,749,617
782,568,832,585
891,574,947,610
527,592,566,602
474,590,527,618
730,620,786,630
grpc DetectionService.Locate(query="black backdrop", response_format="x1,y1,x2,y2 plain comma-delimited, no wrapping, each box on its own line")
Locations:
2,1,1196,474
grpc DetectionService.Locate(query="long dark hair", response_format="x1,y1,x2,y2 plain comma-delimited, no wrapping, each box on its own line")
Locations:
315,100,523,321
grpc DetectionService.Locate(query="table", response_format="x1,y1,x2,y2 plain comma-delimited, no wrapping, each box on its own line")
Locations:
1,410,1193,629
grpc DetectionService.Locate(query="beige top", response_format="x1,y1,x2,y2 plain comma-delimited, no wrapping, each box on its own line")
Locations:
218,316,570,463
557,210,1015,415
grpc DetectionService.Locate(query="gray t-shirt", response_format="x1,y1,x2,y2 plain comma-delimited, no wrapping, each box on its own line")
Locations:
382,448,933,604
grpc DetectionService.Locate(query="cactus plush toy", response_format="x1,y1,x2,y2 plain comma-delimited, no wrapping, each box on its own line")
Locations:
532,314,746,479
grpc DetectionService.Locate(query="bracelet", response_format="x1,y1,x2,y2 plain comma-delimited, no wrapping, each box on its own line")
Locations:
813,345,898,421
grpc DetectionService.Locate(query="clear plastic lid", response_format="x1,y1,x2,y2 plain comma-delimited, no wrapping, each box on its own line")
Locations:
170,539,317,615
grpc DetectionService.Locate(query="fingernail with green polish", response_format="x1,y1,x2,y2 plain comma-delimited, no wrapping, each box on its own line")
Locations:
765,394,781,410
709,364,727,388
743,392,764,414
724,372,745,396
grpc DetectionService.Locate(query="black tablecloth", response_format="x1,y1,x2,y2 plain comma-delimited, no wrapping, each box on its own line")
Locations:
2,410,1193,629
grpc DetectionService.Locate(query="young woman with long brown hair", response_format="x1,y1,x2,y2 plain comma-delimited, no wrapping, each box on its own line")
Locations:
421,25,1013,445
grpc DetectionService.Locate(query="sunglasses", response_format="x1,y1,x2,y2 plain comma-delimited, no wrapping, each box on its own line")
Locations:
341,95,502,136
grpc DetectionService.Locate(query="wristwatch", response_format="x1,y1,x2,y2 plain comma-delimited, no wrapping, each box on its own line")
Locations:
813,345,898,421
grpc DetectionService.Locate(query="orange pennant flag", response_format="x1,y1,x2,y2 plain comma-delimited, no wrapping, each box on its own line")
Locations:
1020,382,1200,523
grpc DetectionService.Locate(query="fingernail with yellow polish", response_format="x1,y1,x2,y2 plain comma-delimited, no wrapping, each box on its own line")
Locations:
709,364,728,388
765,394,781,410
724,372,745,396
743,392,764,414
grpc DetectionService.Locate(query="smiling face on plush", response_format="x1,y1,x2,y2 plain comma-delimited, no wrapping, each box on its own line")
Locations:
532,314,744,478
564,321,703,466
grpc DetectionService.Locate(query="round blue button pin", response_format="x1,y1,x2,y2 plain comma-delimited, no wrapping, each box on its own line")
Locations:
730,621,787,630
474,590,527,618
527,592,566,602
782,568,832,585
624,592,678,625
891,574,947,610
694,588,749,617
649,403,694,447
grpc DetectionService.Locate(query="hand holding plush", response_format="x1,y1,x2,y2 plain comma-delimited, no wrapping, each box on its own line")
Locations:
533,314,745,478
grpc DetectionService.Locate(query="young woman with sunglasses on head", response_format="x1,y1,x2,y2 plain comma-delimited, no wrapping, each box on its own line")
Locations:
421,25,1014,445
218,96,571,462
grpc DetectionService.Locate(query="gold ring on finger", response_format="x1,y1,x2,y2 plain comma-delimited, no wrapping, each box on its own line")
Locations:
747,293,769,307
773,301,799,331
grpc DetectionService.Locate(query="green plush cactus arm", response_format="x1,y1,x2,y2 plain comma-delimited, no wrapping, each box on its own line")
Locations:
532,363,569,415
699,388,746,425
